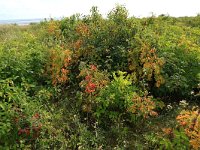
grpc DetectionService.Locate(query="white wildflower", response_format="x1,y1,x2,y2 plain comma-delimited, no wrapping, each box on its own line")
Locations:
179,100,188,108
167,104,173,110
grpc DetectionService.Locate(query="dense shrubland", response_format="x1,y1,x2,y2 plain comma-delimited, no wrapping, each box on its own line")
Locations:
0,6,199,149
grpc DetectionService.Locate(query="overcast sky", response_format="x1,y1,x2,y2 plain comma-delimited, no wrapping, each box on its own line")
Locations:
0,0,200,20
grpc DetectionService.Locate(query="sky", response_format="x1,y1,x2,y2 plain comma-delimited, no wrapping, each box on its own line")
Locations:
0,0,200,20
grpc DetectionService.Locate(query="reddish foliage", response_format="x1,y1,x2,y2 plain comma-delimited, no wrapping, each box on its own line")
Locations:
18,128,30,136
85,75,92,81
90,65,97,71
85,82,97,93
33,113,40,119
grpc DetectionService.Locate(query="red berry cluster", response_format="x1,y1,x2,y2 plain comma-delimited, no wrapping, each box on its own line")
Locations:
16,113,42,141
18,128,30,136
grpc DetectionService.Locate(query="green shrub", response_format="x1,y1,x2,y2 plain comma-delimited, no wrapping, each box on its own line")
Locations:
95,71,159,126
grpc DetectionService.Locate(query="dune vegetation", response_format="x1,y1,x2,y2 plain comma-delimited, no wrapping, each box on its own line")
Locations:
0,6,200,149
